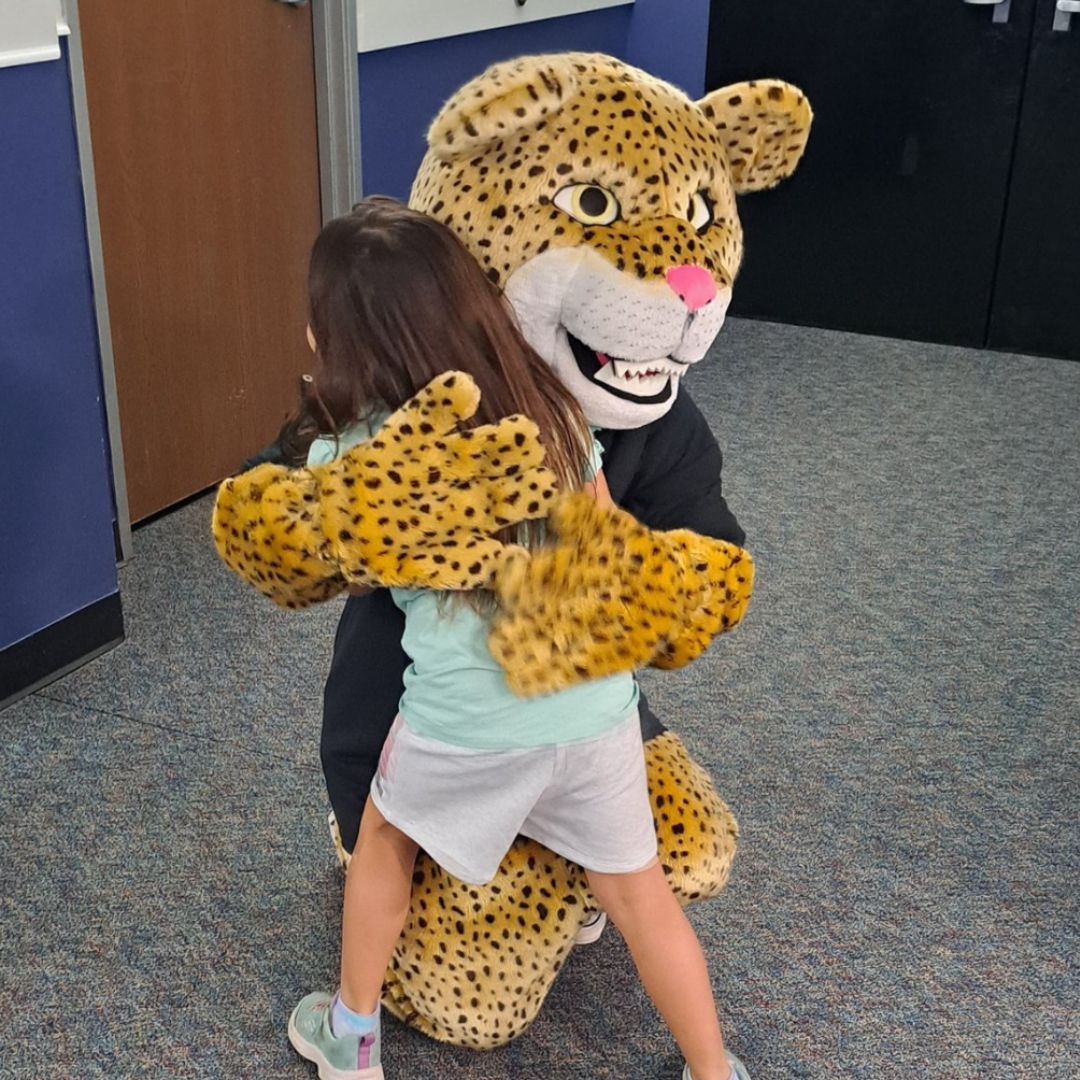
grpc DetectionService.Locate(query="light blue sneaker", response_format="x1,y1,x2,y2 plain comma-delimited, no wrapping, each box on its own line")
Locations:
288,992,384,1080
683,1052,751,1080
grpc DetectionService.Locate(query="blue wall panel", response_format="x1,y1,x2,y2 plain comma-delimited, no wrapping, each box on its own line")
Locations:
625,0,710,98
357,0,709,202
358,7,633,200
0,46,119,651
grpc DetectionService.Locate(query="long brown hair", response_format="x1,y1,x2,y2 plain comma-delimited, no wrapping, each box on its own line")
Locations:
300,197,590,540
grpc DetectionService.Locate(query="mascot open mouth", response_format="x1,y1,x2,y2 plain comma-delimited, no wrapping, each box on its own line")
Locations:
567,332,685,405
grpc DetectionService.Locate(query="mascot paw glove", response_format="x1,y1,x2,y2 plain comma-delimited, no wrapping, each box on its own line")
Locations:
648,527,754,670
212,371,557,608
488,492,754,696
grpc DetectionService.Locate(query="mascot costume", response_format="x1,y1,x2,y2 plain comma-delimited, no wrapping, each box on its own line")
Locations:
214,54,810,1048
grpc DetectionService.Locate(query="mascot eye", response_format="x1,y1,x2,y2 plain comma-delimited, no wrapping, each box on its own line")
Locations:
687,191,713,234
553,183,621,226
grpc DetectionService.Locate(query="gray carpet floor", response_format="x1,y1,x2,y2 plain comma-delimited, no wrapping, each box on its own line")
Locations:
1,319,1077,1078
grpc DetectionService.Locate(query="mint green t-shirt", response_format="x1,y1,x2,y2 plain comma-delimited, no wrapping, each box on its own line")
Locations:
308,415,639,750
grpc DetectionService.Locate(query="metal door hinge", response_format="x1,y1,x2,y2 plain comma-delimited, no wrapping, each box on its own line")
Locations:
963,0,1012,24
1054,0,1080,31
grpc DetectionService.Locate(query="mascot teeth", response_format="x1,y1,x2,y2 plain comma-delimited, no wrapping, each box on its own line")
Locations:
595,356,684,397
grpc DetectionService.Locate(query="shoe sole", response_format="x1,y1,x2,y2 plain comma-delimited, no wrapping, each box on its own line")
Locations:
573,911,608,946
684,1052,752,1080
728,1051,751,1079
288,1013,385,1080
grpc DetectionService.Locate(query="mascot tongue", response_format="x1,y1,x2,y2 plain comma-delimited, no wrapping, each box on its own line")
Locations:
596,351,611,367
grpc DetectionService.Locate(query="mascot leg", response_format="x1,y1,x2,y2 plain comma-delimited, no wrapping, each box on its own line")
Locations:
382,839,588,1048
377,730,738,1049
646,730,739,904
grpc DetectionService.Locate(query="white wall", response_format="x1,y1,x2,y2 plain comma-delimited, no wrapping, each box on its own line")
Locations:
0,0,67,68
357,0,634,53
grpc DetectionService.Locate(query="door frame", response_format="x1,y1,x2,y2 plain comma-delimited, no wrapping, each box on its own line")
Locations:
65,0,361,561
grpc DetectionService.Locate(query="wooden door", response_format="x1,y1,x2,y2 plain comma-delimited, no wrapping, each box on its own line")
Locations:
80,0,322,521
988,0,1080,361
705,0,1038,348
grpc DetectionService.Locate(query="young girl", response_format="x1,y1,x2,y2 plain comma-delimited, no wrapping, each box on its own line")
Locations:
287,198,749,1080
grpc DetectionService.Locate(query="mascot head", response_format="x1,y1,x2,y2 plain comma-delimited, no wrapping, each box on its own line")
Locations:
410,53,811,430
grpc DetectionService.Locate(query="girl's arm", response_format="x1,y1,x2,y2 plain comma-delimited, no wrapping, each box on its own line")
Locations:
582,468,615,509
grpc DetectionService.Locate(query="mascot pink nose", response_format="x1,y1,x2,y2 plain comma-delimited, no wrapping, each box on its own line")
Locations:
666,265,717,312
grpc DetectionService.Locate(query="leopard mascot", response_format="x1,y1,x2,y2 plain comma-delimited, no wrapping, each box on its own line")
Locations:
215,53,810,1049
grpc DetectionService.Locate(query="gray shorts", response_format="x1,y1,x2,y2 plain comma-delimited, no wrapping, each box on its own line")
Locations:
370,711,657,885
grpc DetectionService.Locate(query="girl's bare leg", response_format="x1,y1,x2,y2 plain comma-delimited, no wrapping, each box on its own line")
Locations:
587,862,730,1080
339,796,419,1013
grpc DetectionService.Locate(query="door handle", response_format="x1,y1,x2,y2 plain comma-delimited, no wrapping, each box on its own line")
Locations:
276,0,308,6
964,0,1012,22
1055,0,1080,31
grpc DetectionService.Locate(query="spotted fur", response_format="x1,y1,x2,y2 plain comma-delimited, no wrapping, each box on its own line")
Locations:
489,492,754,697
653,525,756,670
212,372,556,605
413,53,811,290
412,53,811,434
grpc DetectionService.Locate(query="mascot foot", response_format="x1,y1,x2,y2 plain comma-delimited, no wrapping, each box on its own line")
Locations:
573,909,607,945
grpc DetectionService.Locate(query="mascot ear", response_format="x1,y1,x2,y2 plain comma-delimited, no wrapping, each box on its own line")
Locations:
697,80,812,194
427,55,579,161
